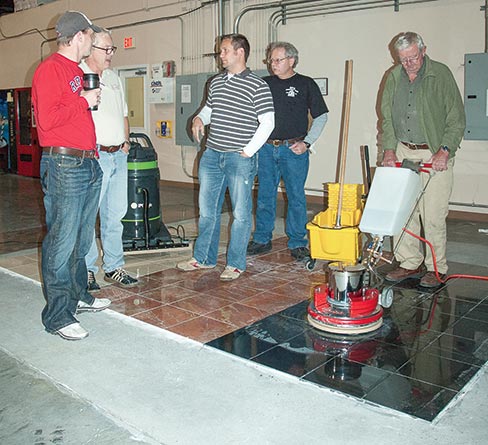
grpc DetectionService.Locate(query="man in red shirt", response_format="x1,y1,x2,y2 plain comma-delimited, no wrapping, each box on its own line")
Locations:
32,11,111,341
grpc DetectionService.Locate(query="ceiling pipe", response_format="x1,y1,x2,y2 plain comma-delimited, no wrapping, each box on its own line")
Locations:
268,0,392,41
235,0,355,33
484,0,488,52
235,0,443,35
218,0,224,36
269,0,444,40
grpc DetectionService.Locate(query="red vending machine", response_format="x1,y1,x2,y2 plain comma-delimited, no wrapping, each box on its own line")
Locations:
14,87,40,177
0,89,15,172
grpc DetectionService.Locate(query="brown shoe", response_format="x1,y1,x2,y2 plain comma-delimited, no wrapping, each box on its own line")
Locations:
420,271,446,288
385,266,425,282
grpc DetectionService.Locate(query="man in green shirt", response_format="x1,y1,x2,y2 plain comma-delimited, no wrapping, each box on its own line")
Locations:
380,32,465,288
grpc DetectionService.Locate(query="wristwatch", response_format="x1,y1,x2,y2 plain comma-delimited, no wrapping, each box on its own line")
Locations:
303,141,311,149
440,145,450,154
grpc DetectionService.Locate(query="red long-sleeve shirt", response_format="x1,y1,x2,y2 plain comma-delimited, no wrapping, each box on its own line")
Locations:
32,52,96,150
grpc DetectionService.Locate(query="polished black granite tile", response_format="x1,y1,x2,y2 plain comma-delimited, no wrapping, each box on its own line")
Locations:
208,283,488,420
251,341,335,378
464,300,488,323
304,358,395,398
364,373,458,421
421,332,488,366
207,315,309,360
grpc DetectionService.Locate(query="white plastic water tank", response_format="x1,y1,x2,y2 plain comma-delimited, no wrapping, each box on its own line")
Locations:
359,167,422,237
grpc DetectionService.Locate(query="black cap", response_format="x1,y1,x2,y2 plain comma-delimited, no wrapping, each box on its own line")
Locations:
55,11,101,38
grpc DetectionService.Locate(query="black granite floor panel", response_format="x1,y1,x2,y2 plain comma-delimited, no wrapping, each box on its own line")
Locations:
208,270,488,421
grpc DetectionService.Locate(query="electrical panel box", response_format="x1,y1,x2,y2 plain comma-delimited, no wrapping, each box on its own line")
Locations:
175,73,215,146
174,70,270,147
464,53,488,140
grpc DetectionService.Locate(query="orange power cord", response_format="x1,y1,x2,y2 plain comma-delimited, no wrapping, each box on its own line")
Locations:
402,228,488,284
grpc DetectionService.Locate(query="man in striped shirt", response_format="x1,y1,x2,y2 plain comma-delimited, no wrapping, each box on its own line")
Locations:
177,33,274,281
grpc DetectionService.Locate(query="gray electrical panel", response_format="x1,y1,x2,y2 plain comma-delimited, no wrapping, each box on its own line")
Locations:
175,73,215,146
175,69,270,146
464,53,488,140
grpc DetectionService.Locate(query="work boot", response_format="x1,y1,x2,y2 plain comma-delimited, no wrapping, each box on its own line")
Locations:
247,240,272,256
420,271,446,288
385,265,425,282
290,246,310,261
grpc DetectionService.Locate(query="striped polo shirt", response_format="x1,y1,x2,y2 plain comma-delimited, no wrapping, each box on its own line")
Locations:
205,68,274,152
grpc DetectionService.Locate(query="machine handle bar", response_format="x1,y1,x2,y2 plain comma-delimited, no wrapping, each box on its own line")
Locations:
394,161,432,173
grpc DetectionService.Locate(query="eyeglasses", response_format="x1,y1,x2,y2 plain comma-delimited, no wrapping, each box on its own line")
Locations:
92,45,117,55
399,52,421,64
267,56,290,65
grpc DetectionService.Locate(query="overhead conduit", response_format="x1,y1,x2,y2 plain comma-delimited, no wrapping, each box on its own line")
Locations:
234,0,444,35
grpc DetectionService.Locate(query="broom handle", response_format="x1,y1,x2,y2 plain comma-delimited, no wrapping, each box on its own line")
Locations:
335,60,353,228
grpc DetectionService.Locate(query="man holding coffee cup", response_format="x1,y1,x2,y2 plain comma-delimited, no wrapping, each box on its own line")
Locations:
32,11,111,341
80,28,138,291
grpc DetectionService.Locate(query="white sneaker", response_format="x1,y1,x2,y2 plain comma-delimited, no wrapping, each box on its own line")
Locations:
77,298,111,313
55,323,89,341
176,257,215,271
220,266,243,281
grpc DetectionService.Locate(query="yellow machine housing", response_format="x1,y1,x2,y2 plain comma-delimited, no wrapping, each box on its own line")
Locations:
307,183,364,265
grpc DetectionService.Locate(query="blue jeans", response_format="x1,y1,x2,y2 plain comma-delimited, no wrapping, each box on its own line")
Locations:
86,149,128,274
40,153,102,333
194,148,256,271
253,143,309,249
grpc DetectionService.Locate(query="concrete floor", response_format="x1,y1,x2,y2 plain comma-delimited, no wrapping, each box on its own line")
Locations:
1,172,488,444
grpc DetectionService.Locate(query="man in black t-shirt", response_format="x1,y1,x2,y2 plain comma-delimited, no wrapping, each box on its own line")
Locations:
247,41,329,261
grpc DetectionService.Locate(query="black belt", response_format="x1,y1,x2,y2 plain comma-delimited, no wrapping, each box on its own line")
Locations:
43,146,97,159
401,141,429,150
267,136,304,147
98,142,125,153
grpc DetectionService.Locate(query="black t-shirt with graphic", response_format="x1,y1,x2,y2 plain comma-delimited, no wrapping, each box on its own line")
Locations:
265,73,328,140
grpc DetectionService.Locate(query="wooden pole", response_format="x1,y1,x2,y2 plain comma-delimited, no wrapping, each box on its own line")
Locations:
335,60,353,228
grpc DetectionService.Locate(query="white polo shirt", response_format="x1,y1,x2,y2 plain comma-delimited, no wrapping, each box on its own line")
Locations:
80,61,128,146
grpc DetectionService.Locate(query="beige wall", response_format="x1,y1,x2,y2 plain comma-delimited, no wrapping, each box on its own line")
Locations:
0,0,486,213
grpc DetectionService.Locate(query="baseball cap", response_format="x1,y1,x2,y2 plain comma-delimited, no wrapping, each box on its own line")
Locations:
55,11,101,38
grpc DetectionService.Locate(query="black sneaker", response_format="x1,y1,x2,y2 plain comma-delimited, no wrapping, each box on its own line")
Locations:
290,246,310,261
87,270,101,292
247,240,272,256
105,268,138,286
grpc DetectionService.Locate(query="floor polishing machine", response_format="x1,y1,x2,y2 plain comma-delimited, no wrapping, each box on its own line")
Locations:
307,162,427,335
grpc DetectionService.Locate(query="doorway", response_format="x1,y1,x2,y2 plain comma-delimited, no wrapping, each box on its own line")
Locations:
117,66,148,134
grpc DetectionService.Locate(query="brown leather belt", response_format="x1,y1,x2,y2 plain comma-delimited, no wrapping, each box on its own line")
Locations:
43,146,97,159
98,142,125,153
267,136,304,147
401,141,429,150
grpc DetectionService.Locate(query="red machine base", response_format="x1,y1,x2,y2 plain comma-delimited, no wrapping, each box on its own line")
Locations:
307,285,383,334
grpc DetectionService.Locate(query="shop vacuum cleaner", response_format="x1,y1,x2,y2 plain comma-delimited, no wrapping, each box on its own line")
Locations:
122,133,190,253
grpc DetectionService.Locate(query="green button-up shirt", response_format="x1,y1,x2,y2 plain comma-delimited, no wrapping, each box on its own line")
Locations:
380,55,465,157
392,62,427,145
